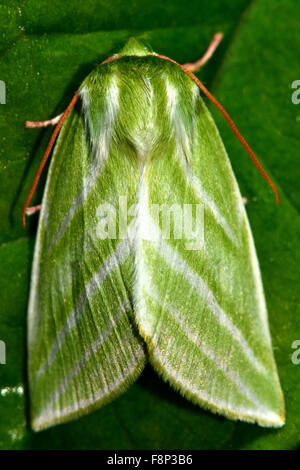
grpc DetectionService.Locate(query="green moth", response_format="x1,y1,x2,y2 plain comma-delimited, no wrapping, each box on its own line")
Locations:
24,37,285,431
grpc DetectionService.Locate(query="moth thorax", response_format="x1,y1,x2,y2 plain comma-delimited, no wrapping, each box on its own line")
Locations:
131,125,157,163
127,98,157,162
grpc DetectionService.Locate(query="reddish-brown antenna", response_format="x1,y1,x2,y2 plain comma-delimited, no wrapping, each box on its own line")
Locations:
154,52,279,205
22,90,79,227
22,58,119,227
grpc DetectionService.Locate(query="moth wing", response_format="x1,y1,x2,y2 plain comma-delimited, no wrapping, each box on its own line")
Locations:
28,79,145,431
134,83,285,427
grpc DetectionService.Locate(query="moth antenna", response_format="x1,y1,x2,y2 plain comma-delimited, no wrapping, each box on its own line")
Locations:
22,90,80,228
155,53,279,205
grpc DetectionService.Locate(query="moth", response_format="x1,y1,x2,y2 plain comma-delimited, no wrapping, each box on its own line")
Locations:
24,35,285,431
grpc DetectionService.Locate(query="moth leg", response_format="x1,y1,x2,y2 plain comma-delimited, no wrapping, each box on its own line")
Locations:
26,204,41,216
183,32,223,72
25,114,63,128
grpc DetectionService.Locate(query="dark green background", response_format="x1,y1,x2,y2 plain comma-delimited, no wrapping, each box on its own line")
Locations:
0,0,299,449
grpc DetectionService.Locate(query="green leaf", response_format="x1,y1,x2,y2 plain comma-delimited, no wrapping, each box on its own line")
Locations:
0,0,298,449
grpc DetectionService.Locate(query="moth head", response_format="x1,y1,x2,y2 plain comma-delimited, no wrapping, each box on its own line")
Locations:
118,37,152,57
